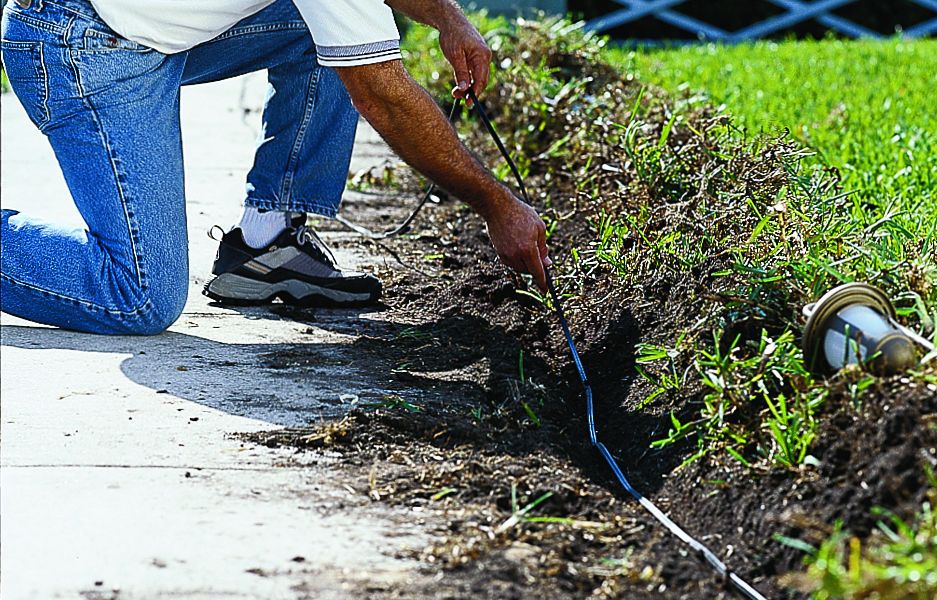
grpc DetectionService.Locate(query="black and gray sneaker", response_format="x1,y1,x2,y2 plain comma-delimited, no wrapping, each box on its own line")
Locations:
203,221,381,306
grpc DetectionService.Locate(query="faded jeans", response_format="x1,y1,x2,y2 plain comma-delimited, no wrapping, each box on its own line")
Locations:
0,0,358,334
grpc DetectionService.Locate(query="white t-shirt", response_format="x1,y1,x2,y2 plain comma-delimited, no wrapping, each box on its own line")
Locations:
88,0,401,67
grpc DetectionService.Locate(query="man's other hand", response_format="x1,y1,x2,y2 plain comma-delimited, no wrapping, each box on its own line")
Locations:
485,193,552,292
438,19,491,104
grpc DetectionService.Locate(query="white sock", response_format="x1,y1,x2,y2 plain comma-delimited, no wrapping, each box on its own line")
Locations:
237,206,291,249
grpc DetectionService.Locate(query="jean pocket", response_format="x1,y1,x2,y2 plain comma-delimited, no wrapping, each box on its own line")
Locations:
0,40,50,129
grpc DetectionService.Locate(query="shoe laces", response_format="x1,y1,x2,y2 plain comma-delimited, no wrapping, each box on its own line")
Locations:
295,225,339,270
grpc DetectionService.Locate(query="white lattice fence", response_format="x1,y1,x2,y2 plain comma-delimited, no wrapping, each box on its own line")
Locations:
585,0,937,39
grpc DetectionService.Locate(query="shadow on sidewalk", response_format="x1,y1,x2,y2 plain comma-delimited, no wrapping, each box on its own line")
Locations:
0,309,542,429
1,307,691,495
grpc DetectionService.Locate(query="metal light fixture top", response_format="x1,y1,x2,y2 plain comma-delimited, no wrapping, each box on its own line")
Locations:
802,282,920,375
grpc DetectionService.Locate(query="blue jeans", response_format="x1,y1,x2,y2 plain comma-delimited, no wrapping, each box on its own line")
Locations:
0,0,358,335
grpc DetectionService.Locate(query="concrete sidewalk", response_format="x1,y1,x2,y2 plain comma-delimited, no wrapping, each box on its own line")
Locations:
1,76,427,599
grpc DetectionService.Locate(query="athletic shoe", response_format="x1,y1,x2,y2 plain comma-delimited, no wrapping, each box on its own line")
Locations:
203,221,381,306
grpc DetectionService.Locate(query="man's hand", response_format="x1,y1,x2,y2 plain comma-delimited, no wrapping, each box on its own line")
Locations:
437,19,491,104
484,192,552,292
386,0,492,103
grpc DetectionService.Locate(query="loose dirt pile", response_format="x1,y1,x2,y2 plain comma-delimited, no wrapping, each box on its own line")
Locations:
243,21,936,599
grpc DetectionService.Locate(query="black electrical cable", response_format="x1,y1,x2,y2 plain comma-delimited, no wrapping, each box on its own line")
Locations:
341,87,768,600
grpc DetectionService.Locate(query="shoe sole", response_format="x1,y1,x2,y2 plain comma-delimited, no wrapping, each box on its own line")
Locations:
203,273,378,307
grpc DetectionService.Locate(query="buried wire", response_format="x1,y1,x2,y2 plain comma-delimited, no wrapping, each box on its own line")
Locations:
545,272,767,600
477,87,768,600
343,85,768,599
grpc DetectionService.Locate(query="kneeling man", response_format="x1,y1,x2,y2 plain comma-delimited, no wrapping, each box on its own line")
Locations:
0,0,551,334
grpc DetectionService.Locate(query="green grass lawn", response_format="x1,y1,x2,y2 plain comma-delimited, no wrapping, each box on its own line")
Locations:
608,38,937,360
611,39,937,320
610,39,937,216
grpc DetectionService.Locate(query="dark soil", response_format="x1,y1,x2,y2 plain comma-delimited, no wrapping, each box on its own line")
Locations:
240,182,936,599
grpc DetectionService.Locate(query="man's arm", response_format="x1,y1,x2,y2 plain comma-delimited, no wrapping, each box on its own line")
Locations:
338,60,551,290
334,1,551,290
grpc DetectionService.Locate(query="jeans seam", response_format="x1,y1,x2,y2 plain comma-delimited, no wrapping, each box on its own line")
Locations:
279,65,321,207
63,31,145,289
211,21,307,42
36,42,51,128
41,1,107,28
61,8,74,49
3,8,67,35
245,196,339,218
0,40,52,128
0,271,155,317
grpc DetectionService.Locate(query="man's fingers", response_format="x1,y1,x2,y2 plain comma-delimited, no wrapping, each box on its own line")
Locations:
537,224,552,267
469,52,491,95
449,50,471,98
524,246,549,292
498,247,545,292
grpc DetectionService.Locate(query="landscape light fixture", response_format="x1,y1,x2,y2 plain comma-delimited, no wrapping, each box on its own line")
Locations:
802,282,935,376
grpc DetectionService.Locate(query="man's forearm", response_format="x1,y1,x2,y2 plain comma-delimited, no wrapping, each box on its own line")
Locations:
338,61,510,221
